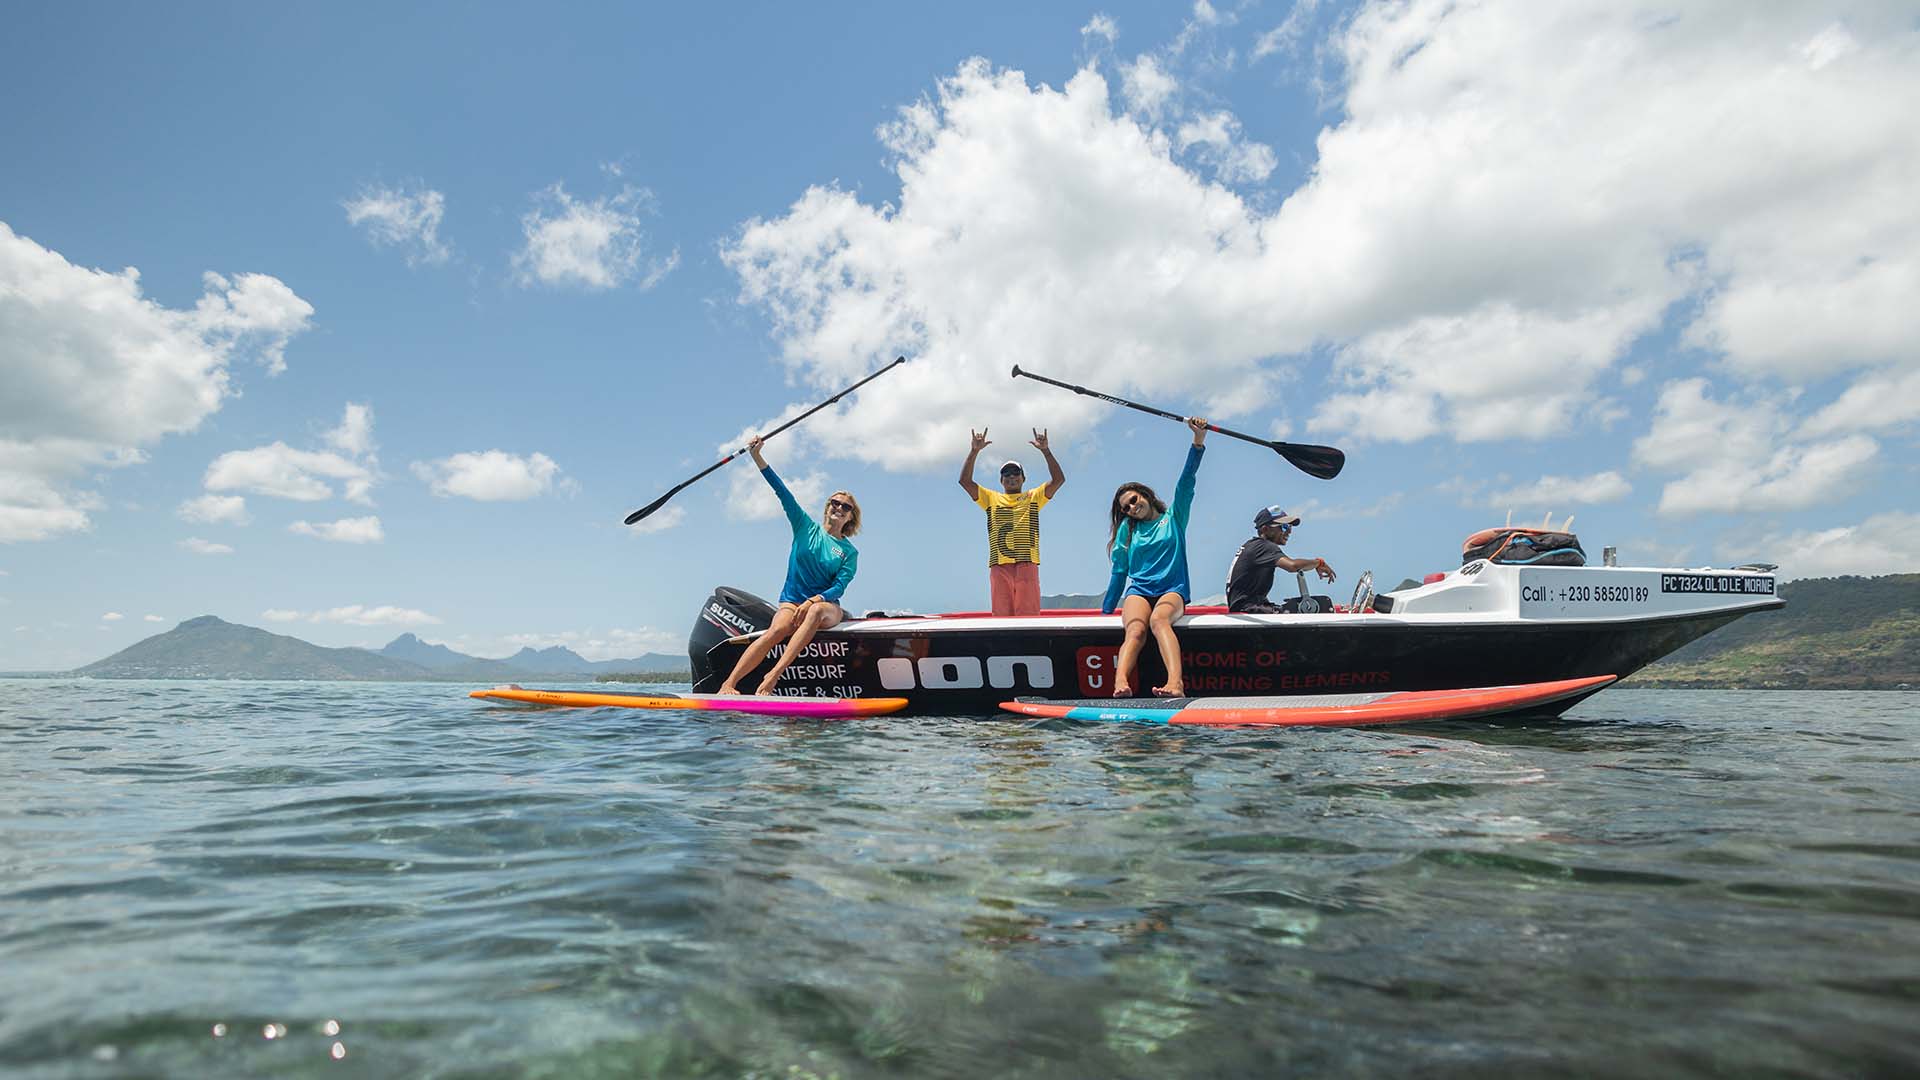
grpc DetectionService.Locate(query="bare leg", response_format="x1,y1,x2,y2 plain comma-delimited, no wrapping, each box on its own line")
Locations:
715,605,798,694
755,601,843,694
1113,594,1152,697
1149,593,1188,697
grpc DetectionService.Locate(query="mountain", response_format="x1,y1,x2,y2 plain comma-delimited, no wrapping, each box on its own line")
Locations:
72,617,692,681
380,636,683,676
78,616,433,681
380,632,472,670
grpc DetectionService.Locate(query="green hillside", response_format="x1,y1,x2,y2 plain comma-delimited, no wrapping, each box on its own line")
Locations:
77,616,431,680
1624,574,1920,689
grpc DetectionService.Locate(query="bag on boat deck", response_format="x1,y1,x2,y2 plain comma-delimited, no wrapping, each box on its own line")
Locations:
1461,527,1587,567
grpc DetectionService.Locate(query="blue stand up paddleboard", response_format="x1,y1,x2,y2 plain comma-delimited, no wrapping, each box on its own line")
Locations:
1000,674,1616,728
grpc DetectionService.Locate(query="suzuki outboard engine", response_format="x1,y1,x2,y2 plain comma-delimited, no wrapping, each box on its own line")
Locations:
688,586,778,689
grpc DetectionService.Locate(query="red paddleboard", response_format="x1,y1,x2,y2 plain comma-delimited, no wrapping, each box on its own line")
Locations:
1000,674,1616,728
469,686,906,719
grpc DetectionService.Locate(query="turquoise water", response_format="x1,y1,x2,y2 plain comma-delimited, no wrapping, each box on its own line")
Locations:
2,680,1916,1077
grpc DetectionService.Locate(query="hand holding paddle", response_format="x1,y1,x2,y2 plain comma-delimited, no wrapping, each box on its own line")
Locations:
625,356,907,524
1010,365,1344,480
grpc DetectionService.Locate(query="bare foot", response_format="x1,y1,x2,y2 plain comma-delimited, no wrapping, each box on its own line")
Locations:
753,678,779,696
715,684,741,695
1112,683,1133,698
1152,684,1184,698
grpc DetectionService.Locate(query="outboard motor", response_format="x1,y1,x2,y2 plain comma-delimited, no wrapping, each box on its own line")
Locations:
688,586,778,688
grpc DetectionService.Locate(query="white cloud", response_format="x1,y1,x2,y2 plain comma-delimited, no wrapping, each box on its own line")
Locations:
143,614,163,622
1633,378,1880,516
206,444,374,503
626,505,685,534
1082,14,1118,47
1657,435,1879,516
178,537,234,555
0,223,313,541
101,611,123,622
1317,301,1664,443
324,403,376,457
308,604,440,627
1486,472,1632,510
288,516,384,544
511,183,677,291
261,609,302,622
1174,111,1277,183
720,7,1920,475
1253,0,1320,61
1799,367,1920,438
1752,512,1920,580
412,450,564,501
343,184,450,266
177,493,249,525
1118,54,1176,116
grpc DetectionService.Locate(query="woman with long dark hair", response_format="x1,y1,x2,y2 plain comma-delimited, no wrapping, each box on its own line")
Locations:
1102,417,1208,696
715,435,862,695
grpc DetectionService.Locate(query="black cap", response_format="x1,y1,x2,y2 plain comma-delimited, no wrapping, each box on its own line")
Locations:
1254,505,1300,528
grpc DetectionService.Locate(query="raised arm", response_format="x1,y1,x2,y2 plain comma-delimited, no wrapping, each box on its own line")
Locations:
751,436,810,533
1170,422,1207,525
1034,428,1065,498
958,428,988,500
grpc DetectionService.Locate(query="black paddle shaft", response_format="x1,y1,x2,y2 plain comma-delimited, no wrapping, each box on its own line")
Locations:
624,356,908,524
1010,365,1345,480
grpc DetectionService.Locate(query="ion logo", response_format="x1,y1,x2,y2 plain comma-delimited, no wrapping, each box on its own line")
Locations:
876,655,1054,690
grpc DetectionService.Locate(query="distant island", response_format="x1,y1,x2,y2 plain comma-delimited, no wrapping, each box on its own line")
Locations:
61,616,690,682
26,574,1918,688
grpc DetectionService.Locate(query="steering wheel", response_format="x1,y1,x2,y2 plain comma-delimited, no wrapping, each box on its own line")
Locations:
1348,570,1375,613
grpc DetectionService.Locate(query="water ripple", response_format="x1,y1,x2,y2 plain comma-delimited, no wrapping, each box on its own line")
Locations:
1,680,1917,1076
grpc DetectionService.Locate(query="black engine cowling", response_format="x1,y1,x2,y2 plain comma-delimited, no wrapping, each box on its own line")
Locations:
688,586,778,689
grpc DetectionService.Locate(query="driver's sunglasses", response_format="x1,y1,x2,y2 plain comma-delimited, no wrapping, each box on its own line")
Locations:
826,499,854,514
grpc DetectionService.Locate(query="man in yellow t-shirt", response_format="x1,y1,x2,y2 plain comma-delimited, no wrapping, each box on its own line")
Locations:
959,428,1066,615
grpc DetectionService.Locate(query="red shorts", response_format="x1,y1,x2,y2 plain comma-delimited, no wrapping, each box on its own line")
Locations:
989,562,1041,616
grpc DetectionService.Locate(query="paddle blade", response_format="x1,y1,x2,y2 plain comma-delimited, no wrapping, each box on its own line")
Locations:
1274,441,1345,480
624,489,677,525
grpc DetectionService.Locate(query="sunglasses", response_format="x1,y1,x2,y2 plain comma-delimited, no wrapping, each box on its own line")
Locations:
1120,494,1146,511
826,499,854,514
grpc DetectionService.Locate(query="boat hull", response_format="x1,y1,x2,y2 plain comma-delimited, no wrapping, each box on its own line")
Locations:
692,608,1762,715
688,564,1782,716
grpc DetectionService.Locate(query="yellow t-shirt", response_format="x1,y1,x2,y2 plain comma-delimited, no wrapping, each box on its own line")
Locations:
974,487,1051,566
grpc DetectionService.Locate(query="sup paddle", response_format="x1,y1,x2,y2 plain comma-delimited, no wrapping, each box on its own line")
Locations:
624,356,907,525
1010,365,1345,480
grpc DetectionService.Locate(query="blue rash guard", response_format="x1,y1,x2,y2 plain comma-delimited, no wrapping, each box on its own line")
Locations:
763,465,858,606
1103,445,1204,614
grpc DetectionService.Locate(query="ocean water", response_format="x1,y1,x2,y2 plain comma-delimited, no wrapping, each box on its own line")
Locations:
1,680,1916,1078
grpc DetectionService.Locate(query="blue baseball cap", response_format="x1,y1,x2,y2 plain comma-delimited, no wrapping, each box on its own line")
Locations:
1253,505,1300,528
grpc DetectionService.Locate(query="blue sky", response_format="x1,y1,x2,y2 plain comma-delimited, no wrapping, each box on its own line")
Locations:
3,1,1916,671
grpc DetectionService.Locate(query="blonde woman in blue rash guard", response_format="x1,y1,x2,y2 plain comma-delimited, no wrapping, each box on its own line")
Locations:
716,435,861,695
1102,417,1208,697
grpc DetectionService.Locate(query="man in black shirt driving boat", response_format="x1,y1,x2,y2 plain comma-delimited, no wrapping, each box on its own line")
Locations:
1225,505,1336,614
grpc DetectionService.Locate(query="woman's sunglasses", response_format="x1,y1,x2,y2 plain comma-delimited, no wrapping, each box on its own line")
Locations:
826,499,854,514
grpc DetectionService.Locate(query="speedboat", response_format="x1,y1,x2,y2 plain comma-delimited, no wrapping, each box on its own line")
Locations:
686,560,1783,715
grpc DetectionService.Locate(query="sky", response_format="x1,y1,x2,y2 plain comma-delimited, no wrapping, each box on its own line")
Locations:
2,0,1917,671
